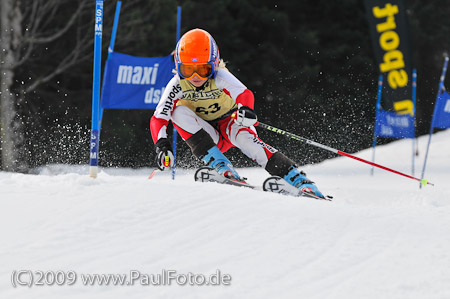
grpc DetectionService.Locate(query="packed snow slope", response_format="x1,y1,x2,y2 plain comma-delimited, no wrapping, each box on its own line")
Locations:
1,130,449,299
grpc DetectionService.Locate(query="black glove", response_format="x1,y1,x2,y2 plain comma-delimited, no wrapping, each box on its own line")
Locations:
155,138,174,170
232,105,258,127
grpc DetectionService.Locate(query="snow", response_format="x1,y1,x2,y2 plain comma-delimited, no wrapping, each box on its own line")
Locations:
1,130,449,299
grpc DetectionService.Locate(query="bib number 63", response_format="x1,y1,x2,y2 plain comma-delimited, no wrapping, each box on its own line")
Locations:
195,103,221,115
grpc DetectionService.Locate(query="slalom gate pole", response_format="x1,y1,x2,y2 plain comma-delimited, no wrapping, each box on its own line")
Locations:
371,74,383,176
411,69,417,177
171,6,182,180
257,122,434,187
89,0,104,178
99,1,121,125
420,56,449,188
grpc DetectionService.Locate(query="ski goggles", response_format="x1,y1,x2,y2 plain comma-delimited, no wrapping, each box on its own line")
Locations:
178,63,214,79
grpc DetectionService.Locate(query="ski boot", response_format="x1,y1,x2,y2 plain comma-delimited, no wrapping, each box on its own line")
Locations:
284,166,325,199
184,129,241,180
201,146,241,180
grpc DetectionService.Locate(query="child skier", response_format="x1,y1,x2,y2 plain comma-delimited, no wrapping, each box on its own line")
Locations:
150,28,325,198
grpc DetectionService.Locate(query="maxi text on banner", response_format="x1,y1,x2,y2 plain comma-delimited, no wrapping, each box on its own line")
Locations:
431,90,450,129
364,0,413,116
101,52,175,109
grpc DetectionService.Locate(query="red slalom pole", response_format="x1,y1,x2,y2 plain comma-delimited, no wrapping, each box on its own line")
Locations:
257,122,434,187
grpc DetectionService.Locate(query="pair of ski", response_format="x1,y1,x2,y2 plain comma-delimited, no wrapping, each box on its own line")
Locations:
194,166,332,201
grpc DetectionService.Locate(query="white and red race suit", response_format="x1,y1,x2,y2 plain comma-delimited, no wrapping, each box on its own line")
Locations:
150,68,278,168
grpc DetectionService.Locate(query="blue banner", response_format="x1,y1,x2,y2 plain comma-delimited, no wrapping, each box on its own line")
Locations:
101,52,175,109
374,109,415,138
431,90,450,129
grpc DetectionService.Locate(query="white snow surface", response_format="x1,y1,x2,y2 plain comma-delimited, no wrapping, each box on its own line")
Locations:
1,130,449,299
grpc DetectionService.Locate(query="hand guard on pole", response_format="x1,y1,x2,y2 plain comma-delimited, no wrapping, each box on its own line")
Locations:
232,105,258,127
155,138,174,171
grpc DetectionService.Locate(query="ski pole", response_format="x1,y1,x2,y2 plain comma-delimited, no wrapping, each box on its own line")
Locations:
257,122,434,187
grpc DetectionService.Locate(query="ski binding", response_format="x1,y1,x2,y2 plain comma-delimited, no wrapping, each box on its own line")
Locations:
263,176,332,201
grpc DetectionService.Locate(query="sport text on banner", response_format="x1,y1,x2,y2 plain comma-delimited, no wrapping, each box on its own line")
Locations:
364,0,413,115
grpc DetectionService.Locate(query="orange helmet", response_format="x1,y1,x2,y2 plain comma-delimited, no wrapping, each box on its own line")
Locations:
175,28,220,79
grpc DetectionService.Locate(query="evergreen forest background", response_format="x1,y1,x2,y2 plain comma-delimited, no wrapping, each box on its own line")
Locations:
1,0,449,171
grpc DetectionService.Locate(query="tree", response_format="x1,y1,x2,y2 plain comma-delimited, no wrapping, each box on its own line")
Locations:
0,0,92,171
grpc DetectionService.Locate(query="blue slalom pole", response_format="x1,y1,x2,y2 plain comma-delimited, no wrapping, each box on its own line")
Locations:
171,6,181,180
411,69,417,176
371,74,383,176
99,1,121,125
176,6,181,45
89,0,104,178
420,56,449,188
108,1,121,59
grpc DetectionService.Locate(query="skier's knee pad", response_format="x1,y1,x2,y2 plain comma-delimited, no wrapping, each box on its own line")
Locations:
265,152,297,177
185,129,216,159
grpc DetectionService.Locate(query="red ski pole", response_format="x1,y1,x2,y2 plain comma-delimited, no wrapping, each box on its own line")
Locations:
257,122,434,186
